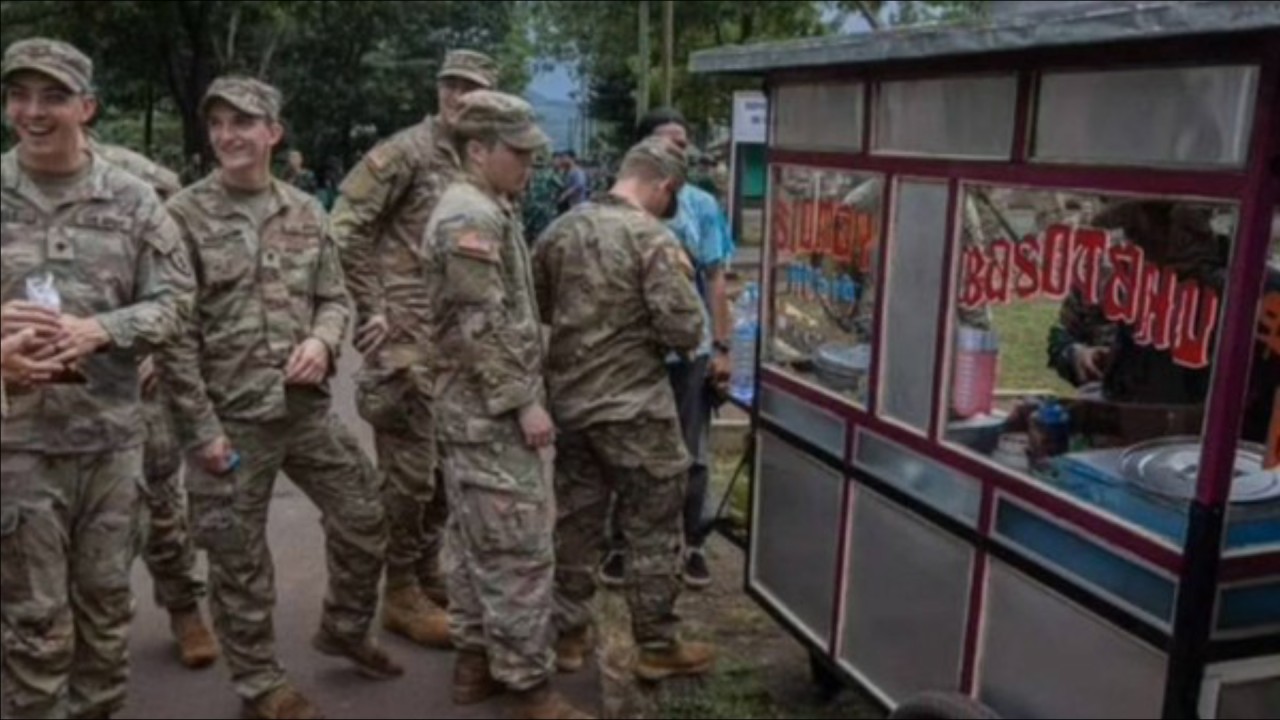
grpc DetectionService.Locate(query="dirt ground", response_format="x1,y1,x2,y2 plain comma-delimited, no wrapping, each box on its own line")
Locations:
585,439,885,720
643,535,885,720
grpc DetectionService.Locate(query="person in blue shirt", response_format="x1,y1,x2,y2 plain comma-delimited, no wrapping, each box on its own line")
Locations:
555,149,591,213
599,108,735,590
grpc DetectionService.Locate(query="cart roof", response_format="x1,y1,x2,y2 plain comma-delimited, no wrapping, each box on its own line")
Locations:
689,1,1280,76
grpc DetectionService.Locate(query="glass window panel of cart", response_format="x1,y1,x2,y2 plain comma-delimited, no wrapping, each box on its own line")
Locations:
1230,208,1280,551
942,184,1253,544
767,165,883,406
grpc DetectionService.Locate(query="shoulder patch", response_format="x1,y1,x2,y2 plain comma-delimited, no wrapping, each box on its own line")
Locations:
454,231,499,262
367,145,392,173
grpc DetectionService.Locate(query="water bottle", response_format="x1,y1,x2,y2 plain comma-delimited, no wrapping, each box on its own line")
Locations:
25,273,86,384
952,327,999,419
730,283,759,400
1031,400,1072,469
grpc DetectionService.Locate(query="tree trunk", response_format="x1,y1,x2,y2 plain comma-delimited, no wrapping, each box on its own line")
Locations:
168,2,217,162
637,0,650,122
143,79,154,157
257,29,280,78
661,0,673,108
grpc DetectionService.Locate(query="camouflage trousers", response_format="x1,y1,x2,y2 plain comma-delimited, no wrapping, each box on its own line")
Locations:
189,390,387,701
138,392,205,611
1,447,142,720
356,365,446,593
439,421,556,692
553,418,689,649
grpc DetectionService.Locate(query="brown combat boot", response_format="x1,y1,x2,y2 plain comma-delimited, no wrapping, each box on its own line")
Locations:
508,683,594,720
420,580,450,609
311,628,404,680
241,685,325,720
555,626,592,674
382,584,453,649
452,649,503,706
169,605,219,669
634,640,716,682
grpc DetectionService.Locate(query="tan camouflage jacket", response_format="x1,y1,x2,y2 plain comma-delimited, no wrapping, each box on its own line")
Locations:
0,150,194,452
331,116,460,368
160,174,349,448
533,195,704,431
421,177,544,441
93,142,182,199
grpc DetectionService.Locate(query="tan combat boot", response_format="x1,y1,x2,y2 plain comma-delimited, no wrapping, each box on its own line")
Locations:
634,640,716,682
381,583,452,649
555,626,592,674
452,649,503,706
311,628,404,680
508,683,594,720
241,685,325,720
169,605,219,669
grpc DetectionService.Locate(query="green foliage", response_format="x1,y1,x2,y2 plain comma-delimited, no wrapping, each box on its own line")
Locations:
529,0,833,149
1,0,989,170
2,1,529,175
529,0,990,150
828,0,989,27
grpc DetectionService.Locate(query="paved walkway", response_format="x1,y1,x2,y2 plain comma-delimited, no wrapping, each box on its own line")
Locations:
117,345,599,719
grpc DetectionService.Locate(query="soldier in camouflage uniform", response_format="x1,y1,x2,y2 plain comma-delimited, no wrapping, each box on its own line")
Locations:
521,155,562,244
421,90,591,720
0,39,196,720
92,140,220,670
1046,199,1226,403
330,50,499,648
534,137,716,682
159,77,400,720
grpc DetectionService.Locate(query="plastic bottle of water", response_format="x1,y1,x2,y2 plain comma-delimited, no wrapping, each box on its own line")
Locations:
730,282,759,400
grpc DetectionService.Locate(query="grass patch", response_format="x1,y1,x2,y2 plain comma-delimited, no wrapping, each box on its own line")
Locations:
654,659,885,720
708,451,751,533
989,300,1075,397
656,661,785,720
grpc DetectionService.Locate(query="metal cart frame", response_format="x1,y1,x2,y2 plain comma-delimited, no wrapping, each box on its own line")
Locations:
694,3,1280,718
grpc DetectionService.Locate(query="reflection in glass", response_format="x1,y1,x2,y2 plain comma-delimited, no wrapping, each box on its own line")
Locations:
771,83,864,152
1034,66,1258,168
1227,209,1280,550
767,165,882,404
1255,209,1280,467
874,75,1017,159
942,185,1272,544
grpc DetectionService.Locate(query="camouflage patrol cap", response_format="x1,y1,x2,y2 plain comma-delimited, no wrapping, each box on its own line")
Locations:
1,38,93,94
200,76,282,121
438,50,499,89
453,90,550,151
622,136,687,182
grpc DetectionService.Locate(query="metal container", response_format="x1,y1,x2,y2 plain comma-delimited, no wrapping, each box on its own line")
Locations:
1120,437,1280,504
948,413,1008,455
813,342,871,393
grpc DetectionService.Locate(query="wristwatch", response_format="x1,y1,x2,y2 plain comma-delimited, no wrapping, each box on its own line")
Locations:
713,340,731,355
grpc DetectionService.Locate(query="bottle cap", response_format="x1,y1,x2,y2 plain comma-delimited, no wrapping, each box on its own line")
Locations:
222,451,242,475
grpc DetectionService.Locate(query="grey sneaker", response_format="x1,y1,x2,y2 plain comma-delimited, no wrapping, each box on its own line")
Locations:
683,549,711,590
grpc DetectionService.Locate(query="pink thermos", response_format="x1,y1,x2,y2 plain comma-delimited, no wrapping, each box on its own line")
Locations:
953,327,999,419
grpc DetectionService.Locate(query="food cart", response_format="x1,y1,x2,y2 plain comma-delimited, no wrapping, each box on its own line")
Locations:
692,2,1279,718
